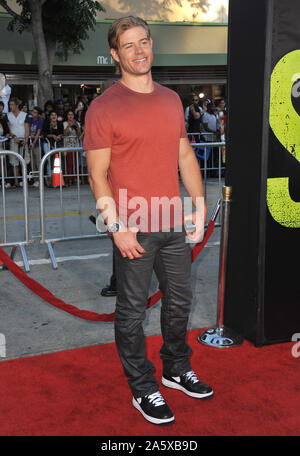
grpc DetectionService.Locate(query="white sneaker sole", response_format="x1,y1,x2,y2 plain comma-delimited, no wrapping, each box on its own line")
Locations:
132,397,175,425
162,377,214,399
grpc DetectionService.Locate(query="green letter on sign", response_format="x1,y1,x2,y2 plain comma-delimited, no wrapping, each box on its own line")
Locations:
268,50,300,228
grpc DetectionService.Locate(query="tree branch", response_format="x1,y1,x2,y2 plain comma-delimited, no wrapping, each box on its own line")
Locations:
0,0,22,20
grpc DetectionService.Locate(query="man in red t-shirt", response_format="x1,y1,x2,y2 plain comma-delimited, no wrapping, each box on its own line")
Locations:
84,16,213,426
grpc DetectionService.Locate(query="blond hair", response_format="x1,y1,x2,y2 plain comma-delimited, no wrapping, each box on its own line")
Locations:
108,16,151,51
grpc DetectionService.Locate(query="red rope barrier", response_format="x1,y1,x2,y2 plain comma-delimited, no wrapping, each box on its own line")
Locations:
0,220,215,322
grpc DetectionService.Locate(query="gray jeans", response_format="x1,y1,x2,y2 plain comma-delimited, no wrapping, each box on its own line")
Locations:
113,229,193,398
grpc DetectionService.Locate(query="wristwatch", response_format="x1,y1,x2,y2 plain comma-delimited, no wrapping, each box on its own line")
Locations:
107,220,125,233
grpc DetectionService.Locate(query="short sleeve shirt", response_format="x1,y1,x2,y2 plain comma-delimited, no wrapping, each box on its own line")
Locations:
8,111,30,138
84,81,187,231
30,117,43,136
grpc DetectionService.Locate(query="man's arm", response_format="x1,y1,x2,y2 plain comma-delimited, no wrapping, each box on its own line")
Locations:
86,148,146,259
178,137,207,242
30,129,42,148
86,148,116,225
24,120,30,145
189,104,201,119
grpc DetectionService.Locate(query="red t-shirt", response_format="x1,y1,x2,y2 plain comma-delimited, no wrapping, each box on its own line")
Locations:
83,81,187,231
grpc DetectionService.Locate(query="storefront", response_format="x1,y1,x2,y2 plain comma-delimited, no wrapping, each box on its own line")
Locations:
0,14,228,109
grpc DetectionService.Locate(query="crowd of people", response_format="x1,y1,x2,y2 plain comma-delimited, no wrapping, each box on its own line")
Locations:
0,77,226,189
185,93,226,143
184,93,227,176
0,89,98,188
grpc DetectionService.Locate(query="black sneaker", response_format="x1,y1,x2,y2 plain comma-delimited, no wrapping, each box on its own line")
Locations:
162,370,213,399
132,391,175,425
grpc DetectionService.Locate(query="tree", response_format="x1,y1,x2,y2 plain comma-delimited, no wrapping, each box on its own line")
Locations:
0,0,105,106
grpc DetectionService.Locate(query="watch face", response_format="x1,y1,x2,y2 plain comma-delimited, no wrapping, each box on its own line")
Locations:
109,222,120,233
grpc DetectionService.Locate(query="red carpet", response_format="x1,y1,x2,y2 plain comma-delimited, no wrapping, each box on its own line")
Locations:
0,329,299,436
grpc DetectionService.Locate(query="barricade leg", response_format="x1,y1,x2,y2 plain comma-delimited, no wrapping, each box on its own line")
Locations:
1,244,30,272
46,242,58,269
20,245,30,272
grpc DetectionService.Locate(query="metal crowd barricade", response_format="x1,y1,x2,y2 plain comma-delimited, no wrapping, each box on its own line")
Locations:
39,147,107,269
0,149,31,271
189,139,226,227
28,136,43,185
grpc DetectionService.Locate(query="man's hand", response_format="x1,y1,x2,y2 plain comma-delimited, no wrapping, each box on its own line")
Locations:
113,227,146,259
184,208,207,244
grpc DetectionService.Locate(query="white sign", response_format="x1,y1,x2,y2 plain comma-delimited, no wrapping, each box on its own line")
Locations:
97,55,114,65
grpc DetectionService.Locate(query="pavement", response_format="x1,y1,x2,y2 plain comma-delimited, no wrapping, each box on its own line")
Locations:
0,177,223,361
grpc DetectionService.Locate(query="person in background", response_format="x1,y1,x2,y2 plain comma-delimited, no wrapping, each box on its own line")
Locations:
7,98,30,187
63,110,81,185
55,99,65,122
202,102,221,143
184,92,196,128
81,95,89,107
188,94,204,143
0,100,8,122
217,99,226,141
202,103,221,176
74,98,88,183
0,73,11,114
19,102,29,114
74,98,87,129
0,114,11,188
217,99,226,169
29,106,43,187
43,100,54,121
0,112,9,138
202,98,209,113
42,110,64,150
63,100,73,114
217,98,226,117
42,111,64,185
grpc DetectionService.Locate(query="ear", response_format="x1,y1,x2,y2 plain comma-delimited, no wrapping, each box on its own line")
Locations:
110,48,120,64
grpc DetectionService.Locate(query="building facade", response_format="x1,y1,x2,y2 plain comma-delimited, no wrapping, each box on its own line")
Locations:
0,0,228,109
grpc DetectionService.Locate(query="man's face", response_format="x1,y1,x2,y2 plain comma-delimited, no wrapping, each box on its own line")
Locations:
9,101,18,113
111,26,153,77
193,96,199,105
32,109,39,119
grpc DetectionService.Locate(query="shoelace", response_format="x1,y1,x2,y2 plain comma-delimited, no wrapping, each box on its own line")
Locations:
184,370,199,384
146,391,165,407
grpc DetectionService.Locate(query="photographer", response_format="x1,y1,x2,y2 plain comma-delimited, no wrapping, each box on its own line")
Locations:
188,94,203,142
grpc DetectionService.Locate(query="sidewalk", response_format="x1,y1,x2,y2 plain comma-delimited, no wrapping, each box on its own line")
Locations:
0,179,222,361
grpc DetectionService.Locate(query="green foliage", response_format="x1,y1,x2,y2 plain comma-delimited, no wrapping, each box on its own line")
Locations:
7,0,105,58
7,0,31,33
